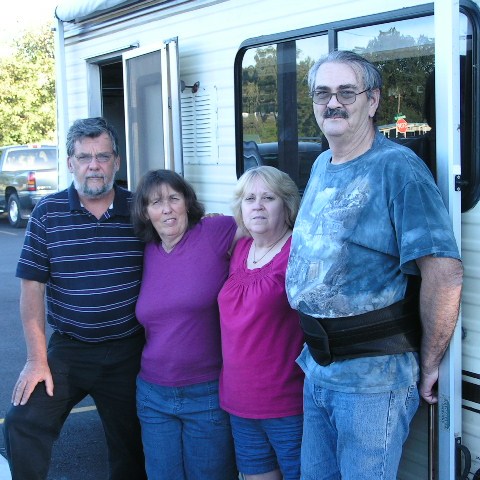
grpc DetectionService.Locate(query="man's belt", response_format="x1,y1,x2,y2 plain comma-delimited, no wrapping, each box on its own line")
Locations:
299,291,421,366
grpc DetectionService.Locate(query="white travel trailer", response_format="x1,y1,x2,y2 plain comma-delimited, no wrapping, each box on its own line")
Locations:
53,0,479,478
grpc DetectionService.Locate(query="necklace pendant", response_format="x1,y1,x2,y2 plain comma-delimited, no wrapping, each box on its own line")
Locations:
251,228,289,265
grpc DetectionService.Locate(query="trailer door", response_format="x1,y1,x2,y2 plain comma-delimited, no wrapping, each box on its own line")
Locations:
434,1,463,478
123,38,182,190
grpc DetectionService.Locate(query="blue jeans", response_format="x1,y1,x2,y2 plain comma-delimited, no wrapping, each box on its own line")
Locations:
136,377,237,480
230,414,303,480
301,377,419,480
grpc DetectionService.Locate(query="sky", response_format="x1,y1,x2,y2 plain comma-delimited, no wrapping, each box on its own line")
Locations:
0,0,59,56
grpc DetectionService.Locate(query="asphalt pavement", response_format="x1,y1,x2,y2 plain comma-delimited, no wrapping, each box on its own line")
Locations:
0,217,21,480
0,214,108,479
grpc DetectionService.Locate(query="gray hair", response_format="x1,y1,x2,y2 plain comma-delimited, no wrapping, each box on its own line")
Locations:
66,117,120,157
308,50,383,100
232,166,300,233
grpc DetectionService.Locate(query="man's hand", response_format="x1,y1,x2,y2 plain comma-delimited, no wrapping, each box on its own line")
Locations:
419,368,439,404
12,358,53,406
14,279,51,406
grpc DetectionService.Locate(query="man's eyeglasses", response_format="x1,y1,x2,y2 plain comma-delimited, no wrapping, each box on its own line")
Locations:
311,89,369,105
73,153,116,164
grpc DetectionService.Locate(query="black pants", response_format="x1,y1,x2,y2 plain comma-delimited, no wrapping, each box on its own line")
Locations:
4,331,147,480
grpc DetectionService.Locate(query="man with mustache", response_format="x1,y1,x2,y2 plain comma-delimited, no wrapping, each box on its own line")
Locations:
286,51,463,479
4,117,147,480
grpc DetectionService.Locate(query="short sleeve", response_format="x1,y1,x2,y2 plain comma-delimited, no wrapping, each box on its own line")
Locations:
391,179,460,274
204,215,237,255
16,203,50,282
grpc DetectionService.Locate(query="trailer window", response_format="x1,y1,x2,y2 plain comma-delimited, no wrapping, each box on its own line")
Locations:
235,4,479,210
338,16,436,176
236,36,328,192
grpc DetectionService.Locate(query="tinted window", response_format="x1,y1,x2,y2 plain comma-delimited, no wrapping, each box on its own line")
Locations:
235,5,479,210
237,36,328,193
3,148,57,171
338,17,436,176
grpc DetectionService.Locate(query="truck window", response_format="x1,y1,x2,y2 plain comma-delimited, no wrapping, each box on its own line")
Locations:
4,153,21,171
2,148,57,171
36,149,58,170
235,4,479,210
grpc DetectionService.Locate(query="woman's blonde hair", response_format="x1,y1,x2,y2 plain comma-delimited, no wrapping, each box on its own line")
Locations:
232,166,300,233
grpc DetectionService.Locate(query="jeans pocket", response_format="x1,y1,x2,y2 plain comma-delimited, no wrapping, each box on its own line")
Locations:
404,383,420,418
136,376,154,413
206,381,231,426
310,381,325,409
46,334,72,375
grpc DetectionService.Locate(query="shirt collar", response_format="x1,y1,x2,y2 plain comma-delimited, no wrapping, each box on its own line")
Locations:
67,183,131,217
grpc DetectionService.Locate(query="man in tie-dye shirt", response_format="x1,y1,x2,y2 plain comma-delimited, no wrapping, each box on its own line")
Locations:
286,50,462,480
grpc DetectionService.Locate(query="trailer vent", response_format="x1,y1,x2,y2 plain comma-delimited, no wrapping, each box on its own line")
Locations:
181,88,217,165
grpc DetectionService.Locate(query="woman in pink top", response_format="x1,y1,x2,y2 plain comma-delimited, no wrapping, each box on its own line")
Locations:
219,166,304,480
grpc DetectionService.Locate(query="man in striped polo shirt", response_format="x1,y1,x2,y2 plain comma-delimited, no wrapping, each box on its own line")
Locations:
4,117,147,480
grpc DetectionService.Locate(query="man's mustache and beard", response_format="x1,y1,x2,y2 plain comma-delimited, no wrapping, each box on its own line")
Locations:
323,107,349,119
73,173,116,199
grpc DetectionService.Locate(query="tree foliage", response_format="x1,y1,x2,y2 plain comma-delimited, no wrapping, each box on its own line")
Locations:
361,27,434,125
240,26,435,143
241,46,318,143
0,23,56,146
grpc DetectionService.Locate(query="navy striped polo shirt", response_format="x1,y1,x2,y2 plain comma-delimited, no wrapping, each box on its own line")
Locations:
16,183,145,342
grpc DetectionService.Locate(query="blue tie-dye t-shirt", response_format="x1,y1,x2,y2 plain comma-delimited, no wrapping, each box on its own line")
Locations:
286,131,460,392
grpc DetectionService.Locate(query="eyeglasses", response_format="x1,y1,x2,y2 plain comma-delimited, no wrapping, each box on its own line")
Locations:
311,89,369,105
73,153,115,164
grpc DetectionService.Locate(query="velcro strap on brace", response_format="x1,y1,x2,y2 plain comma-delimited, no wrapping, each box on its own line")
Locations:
299,289,421,366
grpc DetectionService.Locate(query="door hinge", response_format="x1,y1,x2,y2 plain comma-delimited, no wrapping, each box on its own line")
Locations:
455,174,468,191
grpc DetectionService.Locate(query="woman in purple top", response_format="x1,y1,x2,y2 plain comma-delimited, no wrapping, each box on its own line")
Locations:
218,166,305,480
131,169,238,480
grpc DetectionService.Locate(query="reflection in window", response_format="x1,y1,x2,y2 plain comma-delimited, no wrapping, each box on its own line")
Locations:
236,7,478,210
339,17,436,175
240,36,327,192
3,149,57,171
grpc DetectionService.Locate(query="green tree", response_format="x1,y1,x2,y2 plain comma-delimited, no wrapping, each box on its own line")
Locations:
242,45,319,144
361,27,434,126
242,46,278,141
0,23,56,146
296,55,319,142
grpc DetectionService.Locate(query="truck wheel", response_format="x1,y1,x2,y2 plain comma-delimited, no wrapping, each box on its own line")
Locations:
8,194,27,228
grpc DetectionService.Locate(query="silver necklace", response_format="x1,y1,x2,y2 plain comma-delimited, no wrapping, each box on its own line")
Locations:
252,229,288,264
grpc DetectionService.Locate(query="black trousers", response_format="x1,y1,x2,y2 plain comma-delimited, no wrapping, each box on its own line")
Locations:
4,331,147,480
